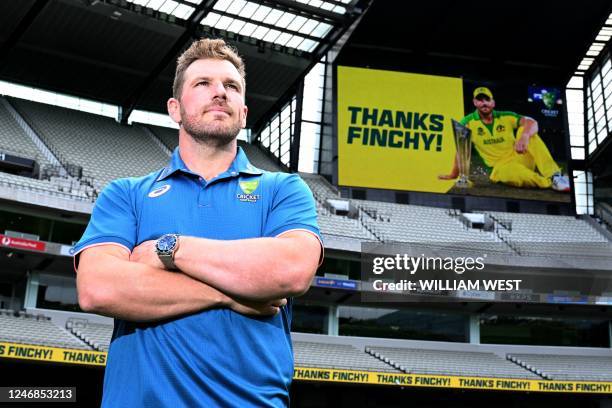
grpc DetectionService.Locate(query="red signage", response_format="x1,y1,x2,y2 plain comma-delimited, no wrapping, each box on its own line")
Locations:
0,235,46,252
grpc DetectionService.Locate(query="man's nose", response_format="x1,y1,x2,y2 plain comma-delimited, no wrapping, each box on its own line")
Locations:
211,81,227,99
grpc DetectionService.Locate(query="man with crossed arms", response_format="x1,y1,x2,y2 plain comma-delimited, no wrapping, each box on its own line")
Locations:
73,38,322,407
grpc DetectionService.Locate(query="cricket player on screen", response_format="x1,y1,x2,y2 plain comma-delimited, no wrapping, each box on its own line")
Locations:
440,87,570,192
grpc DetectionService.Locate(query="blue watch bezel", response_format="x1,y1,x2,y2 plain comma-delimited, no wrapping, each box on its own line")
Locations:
156,234,178,254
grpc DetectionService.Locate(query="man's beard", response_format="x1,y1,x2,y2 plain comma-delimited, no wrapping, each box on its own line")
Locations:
180,106,242,148
478,107,492,116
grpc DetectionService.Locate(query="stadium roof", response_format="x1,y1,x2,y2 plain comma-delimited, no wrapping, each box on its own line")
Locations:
0,0,364,127
338,1,612,84
0,0,610,129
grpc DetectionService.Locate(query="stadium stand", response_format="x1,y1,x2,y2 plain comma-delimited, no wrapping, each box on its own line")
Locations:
353,200,501,244
0,97,284,204
508,354,612,382
316,213,378,240
293,341,402,373
487,211,611,257
8,97,169,187
596,202,612,231
367,346,542,379
2,309,612,384
0,309,91,350
300,173,612,258
143,124,178,151
69,322,113,352
0,99,50,168
237,140,283,172
0,171,94,201
301,174,341,203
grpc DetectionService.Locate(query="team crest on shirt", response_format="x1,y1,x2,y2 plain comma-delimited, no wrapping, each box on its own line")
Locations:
148,184,171,198
496,124,506,132
237,179,261,203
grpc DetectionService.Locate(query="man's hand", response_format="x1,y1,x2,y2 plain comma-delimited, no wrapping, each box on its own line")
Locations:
438,171,458,180
130,240,164,269
226,297,287,316
439,154,459,180
514,135,529,154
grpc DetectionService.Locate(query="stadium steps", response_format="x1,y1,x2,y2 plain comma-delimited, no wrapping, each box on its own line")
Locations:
138,124,172,157
141,123,178,152
364,347,410,373
68,322,113,352
506,355,551,380
367,346,542,379
508,354,612,382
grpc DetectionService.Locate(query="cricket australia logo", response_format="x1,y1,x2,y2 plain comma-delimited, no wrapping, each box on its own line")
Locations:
237,179,261,203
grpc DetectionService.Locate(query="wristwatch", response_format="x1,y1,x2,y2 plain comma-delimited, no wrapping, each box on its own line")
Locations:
155,234,180,270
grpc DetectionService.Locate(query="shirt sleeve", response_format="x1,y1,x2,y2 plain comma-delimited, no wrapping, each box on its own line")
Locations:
498,111,521,129
72,178,138,269
264,173,321,240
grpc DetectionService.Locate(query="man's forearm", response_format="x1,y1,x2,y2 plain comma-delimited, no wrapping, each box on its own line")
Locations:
77,251,227,322
173,234,320,302
521,117,538,139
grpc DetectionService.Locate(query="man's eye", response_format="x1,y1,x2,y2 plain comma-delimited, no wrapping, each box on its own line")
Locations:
198,81,209,86
225,83,239,90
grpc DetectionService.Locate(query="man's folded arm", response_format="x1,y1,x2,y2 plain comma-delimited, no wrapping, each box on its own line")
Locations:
76,245,283,322
173,230,321,302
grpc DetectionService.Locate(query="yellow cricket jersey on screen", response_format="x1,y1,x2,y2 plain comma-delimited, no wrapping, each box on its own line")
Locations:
460,110,522,167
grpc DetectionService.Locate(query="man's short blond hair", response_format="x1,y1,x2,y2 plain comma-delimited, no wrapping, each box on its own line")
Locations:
172,38,246,99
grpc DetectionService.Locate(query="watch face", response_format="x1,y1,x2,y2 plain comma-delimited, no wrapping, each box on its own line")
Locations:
157,235,176,252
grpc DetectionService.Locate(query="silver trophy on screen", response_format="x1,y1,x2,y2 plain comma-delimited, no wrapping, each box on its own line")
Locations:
451,119,472,188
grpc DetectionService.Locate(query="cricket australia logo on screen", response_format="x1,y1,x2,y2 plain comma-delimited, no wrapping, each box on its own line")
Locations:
237,179,261,203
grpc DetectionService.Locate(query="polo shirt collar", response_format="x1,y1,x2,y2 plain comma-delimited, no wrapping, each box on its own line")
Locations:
156,146,263,182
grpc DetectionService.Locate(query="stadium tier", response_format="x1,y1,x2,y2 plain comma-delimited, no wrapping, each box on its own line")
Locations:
0,310,90,350
2,311,611,384
508,354,612,382
8,97,169,187
0,95,608,251
237,140,283,172
366,346,541,379
0,171,92,201
69,322,113,352
144,123,179,151
0,99,51,168
304,188,611,251
293,341,401,373
316,213,378,241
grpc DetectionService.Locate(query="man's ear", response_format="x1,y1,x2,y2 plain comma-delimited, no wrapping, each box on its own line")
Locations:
241,105,248,128
167,98,181,125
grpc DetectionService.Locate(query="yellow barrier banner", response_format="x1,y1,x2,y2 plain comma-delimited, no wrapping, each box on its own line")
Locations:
294,367,612,394
1,342,609,394
0,342,106,366
337,66,464,193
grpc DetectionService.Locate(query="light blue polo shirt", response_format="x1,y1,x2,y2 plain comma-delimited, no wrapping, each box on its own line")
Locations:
73,147,320,407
